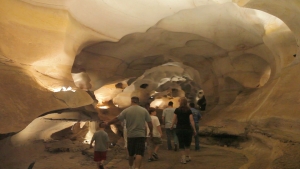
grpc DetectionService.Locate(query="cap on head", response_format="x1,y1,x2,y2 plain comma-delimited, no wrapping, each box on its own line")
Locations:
131,96,139,104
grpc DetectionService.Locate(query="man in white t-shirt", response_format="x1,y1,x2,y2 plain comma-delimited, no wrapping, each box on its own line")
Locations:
146,107,162,162
162,101,178,151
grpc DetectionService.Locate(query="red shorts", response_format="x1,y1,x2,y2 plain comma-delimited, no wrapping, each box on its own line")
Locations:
94,151,107,162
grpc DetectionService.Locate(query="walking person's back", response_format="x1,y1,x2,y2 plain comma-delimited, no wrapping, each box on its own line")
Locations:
90,122,110,169
189,102,202,151
106,97,153,169
171,97,196,164
162,101,178,151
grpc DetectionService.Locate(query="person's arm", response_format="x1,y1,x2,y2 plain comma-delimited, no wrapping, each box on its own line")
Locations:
147,121,153,137
170,114,177,129
106,134,110,150
154,118,163,137
106,139,110,150
162,110,165,125
189,114,197,136
106,117,120,126
157,125,163,137
90,136,95,148
198,112,202,120
161,115,165,128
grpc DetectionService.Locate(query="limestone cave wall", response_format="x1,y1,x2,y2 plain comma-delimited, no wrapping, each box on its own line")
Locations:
0,0,300,168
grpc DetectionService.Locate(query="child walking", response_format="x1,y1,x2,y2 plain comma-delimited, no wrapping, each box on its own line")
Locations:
147,107,163,162
90,122,110,169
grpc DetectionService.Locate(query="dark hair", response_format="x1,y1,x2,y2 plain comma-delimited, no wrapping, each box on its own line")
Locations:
99,121,105,128
131,96,139,103
179,97,190,112
168,101,173,106
148,107,156,114
189,102,195,108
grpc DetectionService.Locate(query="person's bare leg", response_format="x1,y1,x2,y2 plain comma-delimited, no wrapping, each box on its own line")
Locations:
96,161,101,169
154,145,160,153
185,148,191,161
134,155,143,169
180,149,186,163
148,146,153,159
126,149,129,159
185,148,190,156
180,149,185,157
99,160,105,169
128,156,134,168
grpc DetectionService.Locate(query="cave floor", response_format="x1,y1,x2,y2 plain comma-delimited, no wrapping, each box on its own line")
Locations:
0,137,249,169
106,144,248,169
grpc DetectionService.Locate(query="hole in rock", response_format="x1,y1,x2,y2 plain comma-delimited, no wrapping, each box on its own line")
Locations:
140,83,149,89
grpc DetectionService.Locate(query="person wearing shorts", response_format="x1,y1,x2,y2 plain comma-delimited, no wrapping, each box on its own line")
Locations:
106,97,153,169
146,107,163,162
90,122,110,169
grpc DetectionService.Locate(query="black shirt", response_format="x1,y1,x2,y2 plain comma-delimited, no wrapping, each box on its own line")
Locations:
174,107,192,129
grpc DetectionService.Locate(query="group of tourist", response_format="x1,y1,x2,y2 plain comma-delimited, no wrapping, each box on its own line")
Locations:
90,96,202,169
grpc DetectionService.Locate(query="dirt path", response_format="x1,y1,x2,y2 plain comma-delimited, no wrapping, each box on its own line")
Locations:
106,144,248,169
0,137,249,169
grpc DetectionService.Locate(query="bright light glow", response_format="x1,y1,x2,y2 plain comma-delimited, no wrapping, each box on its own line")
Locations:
99,105,109,109
110,124,118,134
51,86,76,92
151,99,163,108
83,122,97,144
80,122,86,128
83,130,94,144
52,88,62,92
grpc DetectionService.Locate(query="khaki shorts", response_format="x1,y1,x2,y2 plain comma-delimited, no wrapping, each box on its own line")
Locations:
147,137,162,147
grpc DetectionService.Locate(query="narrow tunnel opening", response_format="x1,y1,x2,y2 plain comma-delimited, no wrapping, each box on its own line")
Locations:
200,133,248,148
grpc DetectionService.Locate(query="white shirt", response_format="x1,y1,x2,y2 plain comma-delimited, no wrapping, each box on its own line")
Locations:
146,116,161,137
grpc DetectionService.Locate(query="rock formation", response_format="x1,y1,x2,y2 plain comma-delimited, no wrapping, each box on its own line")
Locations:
0,0,300,168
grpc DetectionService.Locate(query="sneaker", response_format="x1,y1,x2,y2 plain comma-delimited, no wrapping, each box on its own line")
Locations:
152,153,158,160
186,156,191,162
181,158,186,164
174,144,178,151
148,157,155,162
